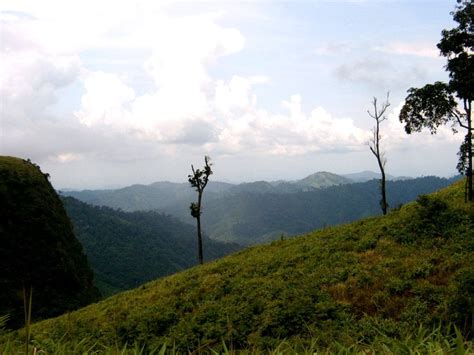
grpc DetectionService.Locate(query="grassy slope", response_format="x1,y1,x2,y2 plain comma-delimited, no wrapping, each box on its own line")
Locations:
6,181,474,351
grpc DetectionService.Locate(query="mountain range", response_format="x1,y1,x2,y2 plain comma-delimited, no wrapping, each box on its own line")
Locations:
62,171,461,245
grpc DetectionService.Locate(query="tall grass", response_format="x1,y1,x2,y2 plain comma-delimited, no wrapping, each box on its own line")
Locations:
23,286,33,355
1,324,472,354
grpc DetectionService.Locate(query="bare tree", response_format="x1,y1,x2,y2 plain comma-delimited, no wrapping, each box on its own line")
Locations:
368,93,390,215
188,156,213,265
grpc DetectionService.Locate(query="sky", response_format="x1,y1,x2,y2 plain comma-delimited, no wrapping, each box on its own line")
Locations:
0,0,464,189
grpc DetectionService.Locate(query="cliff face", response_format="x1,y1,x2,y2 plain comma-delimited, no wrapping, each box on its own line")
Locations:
0,157,99,329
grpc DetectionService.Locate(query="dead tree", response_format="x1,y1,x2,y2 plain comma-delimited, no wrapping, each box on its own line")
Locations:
368,94,390,215
188,156,213,265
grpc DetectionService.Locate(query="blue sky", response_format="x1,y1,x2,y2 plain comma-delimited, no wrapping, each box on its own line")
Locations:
0,0,463,188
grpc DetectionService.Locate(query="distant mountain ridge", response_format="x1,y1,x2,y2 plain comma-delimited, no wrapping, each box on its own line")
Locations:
343,170,412,182
62,173,461,246
296,171,352,189
60,170,388,208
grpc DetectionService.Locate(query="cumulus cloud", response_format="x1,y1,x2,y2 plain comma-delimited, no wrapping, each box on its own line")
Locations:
203,94,370,157
0,12,82,118
75,72,135,128
69,10,251,143
214,75,268,115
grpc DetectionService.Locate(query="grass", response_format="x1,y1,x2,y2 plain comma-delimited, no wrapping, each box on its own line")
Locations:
23,287,33,355
1,324,473,354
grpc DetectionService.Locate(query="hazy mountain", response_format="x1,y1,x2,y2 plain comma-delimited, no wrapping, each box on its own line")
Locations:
61,171,363,211
63,174,462,246
296,171,352,189
63,180,234,212
227,181,276,194
343,170,412,182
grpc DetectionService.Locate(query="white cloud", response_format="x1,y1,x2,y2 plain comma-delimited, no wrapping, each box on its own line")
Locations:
0,50,80,110
205,94,370,157
75,71,135,128
56,152,82,163
0,12,82,133
71,13,247,142
374,41,441,59
214,75,268,115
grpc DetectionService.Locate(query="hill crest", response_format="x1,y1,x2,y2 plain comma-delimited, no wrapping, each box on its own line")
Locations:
296,171,352,188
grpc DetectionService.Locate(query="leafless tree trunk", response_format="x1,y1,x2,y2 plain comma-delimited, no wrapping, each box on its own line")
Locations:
368,94,390,215
465,99,472,202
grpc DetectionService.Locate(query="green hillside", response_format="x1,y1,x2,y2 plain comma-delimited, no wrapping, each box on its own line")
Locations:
2,181,473,352
62,197,240,296
0,157,99,329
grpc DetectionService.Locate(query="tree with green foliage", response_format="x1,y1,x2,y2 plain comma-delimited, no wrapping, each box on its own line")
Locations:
188,156,213,264
368,94,390,215
399,0,473,201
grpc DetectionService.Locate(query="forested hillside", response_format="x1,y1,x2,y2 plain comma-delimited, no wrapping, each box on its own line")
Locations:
0,157,99,329
3,181,472,352
62,197,240,296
